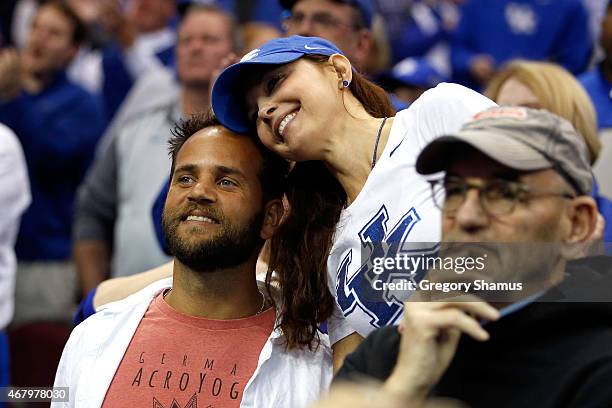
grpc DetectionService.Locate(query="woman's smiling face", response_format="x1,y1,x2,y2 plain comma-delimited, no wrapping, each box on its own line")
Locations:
245,57,344,161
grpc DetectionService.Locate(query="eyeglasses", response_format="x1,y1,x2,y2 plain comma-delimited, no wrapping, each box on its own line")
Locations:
429,176,576,216
282,11,359,32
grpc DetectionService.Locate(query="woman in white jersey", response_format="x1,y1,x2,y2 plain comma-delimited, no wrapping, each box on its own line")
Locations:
210,35,495,368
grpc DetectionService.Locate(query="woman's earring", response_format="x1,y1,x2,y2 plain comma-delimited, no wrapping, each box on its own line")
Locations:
342,79,350,88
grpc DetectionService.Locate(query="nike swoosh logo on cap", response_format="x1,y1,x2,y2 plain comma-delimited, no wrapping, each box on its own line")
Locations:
304,45,328,50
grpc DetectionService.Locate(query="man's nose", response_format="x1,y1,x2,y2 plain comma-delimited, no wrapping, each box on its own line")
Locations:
453,189,490,232
187,180,217,204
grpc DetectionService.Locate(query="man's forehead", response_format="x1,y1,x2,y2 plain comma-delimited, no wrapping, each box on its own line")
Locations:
293,0,353,14
183,126,243,148
446,147,533,180
177,127,260,166
180,8,229,27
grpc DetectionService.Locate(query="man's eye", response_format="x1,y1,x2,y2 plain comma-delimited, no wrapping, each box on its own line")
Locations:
176,175,194,185
289,13,305,24
312,13,337,27
444,183,465,197
218,178,237,187
486,182,518,201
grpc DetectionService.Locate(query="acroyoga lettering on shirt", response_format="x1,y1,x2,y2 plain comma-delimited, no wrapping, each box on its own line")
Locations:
130,351,244,399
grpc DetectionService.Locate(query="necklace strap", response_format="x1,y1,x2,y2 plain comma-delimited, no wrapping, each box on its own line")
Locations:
372,117,388,170
163,288,267,315
256,289,266,315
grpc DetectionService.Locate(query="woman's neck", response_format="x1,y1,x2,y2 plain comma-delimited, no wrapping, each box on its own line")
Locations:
323,114,394,204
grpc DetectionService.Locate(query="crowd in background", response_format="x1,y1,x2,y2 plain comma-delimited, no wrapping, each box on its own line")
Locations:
0,0,611,397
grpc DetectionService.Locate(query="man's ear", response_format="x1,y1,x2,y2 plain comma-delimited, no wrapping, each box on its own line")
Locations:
565,196,599,244
260,198,284,240
328,53,353,85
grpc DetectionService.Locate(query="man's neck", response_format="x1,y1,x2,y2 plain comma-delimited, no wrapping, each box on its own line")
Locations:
23,69,57,94
181,83,211,116
165,257,265,320
491,258,567,311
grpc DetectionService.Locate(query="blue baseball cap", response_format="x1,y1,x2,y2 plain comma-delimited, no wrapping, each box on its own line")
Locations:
387,58,447,89
279,0,374,28
212,35,344,133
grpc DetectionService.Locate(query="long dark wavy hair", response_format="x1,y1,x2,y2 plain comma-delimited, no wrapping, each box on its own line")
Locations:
261,55,396,349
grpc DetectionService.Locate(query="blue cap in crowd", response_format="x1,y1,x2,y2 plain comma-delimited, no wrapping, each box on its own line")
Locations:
279,0,374,28
386,57,447,89
212,35,344,133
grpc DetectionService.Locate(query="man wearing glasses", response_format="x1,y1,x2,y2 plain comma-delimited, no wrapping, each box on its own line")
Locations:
328,107,612,408
279,0,374,71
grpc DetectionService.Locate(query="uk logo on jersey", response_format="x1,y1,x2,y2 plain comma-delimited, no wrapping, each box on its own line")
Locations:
335,205,437,329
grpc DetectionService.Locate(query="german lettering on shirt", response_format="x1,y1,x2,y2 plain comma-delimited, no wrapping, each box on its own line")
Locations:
102,290,276,408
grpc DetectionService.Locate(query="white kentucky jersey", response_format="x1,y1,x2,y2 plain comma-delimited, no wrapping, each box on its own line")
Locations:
327,83,496,344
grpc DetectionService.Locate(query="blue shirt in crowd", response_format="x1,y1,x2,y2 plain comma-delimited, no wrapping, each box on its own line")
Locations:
0,71,106,261
451,0,592,88
580,64,612,130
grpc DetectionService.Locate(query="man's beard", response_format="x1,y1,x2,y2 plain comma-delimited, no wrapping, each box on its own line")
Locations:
162,206,265,273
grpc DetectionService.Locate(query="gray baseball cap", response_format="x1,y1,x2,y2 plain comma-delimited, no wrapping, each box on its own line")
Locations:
416,106,593,195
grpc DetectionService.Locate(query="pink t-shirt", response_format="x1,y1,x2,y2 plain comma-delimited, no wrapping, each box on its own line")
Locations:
102,291,275,408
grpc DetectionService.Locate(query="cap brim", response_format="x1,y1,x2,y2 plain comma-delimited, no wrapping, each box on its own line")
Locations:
212,52,304,134
416,132,552,175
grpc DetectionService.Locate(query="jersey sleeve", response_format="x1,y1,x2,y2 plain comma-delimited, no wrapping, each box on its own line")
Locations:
411,82,496,149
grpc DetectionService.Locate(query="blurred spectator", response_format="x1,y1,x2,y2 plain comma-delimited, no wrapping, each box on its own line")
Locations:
73,4,235,294
177,0,236,15
362,13,391,75
451,0,593,89
580,1,612,130
0,1,106,325
279,0,375,72
99,0,178,118
378,57,447,110
0,125,30,392
377,0,460,76
9,0,178,119
241,21,282,52
9,0,37,48
485,60,612,244
584,0,609,51
486,61,601,161
249,0,285,30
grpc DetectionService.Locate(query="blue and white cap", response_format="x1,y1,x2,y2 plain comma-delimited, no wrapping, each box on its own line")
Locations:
389,58,447,88
212,35,344,133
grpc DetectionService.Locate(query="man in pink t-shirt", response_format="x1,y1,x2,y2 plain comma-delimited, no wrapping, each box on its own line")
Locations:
53,112,334,408
102,111,287,407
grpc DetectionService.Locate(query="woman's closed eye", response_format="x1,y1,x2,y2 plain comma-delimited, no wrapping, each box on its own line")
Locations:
265,73,284,95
